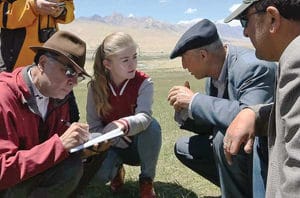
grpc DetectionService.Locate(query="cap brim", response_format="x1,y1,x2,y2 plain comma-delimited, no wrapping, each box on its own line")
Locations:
224,2,253,23
30,46,91,78
170,49,179,59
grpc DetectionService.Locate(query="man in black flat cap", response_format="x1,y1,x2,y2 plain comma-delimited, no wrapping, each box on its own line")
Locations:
167,19,276,197
0,30,91,197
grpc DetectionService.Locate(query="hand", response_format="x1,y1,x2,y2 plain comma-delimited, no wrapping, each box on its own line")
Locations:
102,120,126,134
34,0,64,16
167,82,194,111
59,122,90,151
223,108,256,165
81,140,111,158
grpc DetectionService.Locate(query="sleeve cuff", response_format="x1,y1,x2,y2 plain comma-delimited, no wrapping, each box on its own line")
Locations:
188,93,199,119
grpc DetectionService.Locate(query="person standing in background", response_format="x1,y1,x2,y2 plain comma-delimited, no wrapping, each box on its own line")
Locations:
0,0,74,71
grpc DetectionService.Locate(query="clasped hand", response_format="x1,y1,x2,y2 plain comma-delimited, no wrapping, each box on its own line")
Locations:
35,0,65,17
168,81,194,112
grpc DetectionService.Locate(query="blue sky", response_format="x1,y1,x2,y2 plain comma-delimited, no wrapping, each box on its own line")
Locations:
73,0,242,26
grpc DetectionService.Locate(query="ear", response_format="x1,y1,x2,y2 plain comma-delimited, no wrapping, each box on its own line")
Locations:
199,49,208,59
37,54,47,72
103,59,111,70
266,6,281,34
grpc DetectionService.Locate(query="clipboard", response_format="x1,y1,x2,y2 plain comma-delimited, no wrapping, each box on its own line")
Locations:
69,128,124,153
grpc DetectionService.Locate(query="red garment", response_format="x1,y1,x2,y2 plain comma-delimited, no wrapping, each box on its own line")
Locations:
0,67,70,190
102,71,148,125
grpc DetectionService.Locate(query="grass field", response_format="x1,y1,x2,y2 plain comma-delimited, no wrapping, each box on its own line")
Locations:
73,57,221,198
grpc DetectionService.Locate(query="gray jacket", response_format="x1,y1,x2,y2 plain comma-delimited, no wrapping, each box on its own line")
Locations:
254,35,300,198
181,44,276,134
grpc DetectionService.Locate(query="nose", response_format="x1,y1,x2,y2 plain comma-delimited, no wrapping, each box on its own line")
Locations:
243,27,249,38
67,77,77,87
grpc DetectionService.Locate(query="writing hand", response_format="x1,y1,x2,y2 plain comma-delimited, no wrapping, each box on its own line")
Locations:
59,122,90,151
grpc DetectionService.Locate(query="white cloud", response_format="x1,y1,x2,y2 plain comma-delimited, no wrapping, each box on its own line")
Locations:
128,13,134,18
184,8,197,14
177,18,203,25
229,4,241,13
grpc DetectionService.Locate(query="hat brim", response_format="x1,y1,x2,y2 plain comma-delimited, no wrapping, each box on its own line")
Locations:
224,2,254,23
30,46,91,78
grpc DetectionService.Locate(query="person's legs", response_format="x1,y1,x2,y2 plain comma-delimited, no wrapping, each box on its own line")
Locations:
174,134,220,186
136,119,161,180
89,149,123,185
252,136,268,198
213,130,252,198
2,153,83,198
112,119,162,180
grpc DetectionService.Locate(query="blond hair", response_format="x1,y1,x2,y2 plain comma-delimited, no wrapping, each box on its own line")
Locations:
88,32,138,117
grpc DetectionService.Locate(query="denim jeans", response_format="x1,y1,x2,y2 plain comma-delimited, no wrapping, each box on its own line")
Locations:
175,130,252,198
0,153,83,198
90,118,162,184
252,136,268,198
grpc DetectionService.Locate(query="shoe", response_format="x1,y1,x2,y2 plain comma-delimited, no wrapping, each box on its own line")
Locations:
110,165,125,193
139,177,156,198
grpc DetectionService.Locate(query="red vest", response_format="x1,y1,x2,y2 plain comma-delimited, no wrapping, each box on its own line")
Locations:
102,71,148,125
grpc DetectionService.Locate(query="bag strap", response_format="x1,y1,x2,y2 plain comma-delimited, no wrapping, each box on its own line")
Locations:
38,15,57,31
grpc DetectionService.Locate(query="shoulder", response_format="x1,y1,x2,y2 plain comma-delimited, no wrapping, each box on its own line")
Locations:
280,36,300,64
135,70,149,79
227,45,276,77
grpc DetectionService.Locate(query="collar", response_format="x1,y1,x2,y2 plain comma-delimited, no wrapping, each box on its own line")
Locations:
109,79,130,96
212,45,229,88
27,68,48,100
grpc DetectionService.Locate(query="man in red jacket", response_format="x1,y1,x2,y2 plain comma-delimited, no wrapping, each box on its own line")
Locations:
0,31,91,197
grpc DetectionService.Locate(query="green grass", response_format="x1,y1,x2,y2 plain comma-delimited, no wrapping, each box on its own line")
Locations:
73,58,220,198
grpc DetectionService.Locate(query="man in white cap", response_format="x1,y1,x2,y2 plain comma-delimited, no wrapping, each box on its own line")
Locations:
224,0,300,197
0,30,91,197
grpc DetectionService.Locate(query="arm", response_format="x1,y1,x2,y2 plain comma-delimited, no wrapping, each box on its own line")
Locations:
0,135,67,190
276,49,300,196
168,82,213,134
121,78,153,136
0,95,89,190
191,63,275,129
86,84,104,133
0,99,69,190
0,0,74,29
223,103,272,164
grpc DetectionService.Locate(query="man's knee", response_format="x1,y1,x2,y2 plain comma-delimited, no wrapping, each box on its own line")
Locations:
174,137,189,160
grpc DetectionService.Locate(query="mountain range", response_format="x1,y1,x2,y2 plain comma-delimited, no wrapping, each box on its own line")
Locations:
78,13,248,40
60,13,252,55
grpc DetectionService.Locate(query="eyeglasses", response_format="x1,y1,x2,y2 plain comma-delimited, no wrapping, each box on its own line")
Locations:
46,54,85,82
64,65,85,82
240,10,265,28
